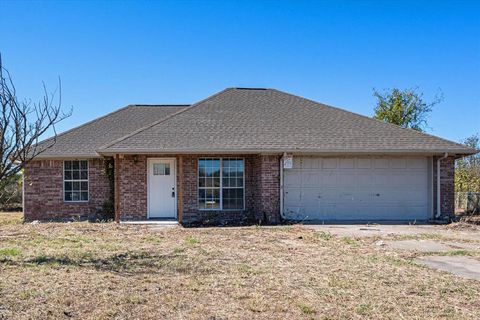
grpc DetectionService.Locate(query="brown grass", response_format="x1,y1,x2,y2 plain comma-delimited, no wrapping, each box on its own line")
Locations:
0,213,479,319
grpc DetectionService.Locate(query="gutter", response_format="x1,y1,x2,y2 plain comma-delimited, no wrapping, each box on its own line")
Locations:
436,153,449,219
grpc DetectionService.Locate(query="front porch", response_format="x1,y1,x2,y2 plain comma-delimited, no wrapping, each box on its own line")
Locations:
113,154,282,226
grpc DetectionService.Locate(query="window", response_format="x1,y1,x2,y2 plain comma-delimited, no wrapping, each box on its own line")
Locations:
153,163,170,175
64,160,88,202
198,158,244,210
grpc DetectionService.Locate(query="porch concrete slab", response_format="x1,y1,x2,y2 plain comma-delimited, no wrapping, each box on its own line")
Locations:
415,256,480,280
121,220,178,226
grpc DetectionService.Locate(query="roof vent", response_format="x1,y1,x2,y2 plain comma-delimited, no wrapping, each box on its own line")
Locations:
233,87,268,90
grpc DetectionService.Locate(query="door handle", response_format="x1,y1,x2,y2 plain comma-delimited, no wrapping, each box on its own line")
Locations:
172,191,175,198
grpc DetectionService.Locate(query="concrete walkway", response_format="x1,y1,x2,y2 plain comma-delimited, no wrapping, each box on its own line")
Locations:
415,256,480,281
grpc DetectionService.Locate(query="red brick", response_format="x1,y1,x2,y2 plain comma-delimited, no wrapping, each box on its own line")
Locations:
23,159,110,221
432,156,455,219
117,154,281,225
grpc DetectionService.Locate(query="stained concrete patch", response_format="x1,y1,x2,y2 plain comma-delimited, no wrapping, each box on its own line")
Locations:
445,241,480,250
415,256,480,280
306,224,480,241
385,239,480,252
386,240,452,252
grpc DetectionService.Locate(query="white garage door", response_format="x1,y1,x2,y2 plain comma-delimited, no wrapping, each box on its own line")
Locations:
283,156,431,221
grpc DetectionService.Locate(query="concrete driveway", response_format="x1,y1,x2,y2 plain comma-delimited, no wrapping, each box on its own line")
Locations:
306,223,480,241
305,223,480,281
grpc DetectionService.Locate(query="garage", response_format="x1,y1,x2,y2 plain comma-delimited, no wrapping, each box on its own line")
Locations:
283,156,432,221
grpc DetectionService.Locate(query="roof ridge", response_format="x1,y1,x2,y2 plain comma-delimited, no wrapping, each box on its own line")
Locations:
270,89,475,152
37,104,135,147
131,104,190,107
231,87,269,90
98,88,235,151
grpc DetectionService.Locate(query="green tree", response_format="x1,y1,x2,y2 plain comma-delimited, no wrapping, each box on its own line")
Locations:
373,87,443,131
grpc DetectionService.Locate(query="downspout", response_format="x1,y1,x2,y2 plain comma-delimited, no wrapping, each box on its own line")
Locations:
114,154,121,223
436,153,448,219
279,152,286,219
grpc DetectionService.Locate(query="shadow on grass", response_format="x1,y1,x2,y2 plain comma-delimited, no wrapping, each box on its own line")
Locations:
1,251,212,276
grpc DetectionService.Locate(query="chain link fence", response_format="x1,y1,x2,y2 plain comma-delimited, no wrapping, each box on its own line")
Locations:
455,192,480,215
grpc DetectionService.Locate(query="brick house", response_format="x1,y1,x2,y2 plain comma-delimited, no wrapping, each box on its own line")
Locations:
24,88,477,225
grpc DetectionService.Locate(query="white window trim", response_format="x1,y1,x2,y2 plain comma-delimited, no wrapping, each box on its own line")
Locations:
198,158,245,211
63,160,89,203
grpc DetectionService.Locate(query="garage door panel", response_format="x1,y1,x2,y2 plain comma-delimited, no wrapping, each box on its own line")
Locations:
407,157,427,169
374,158,389,169
355,190,374,203
301,157,321,169
302,172,321,187
357,158,372,169
283,156,430,221
323,158,337,169
284,188,301,206
356,173,373,186
391,158,407,168
283,206,304,220
338,172,355,186
321,171,338,185
339,158,355,168
373,172,392,186
302,189,321,204
284,171,302,187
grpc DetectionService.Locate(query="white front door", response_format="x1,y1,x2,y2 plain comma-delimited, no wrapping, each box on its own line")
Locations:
148,158,176,219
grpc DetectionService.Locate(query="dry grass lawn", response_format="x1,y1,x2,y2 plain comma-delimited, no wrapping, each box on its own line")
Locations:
0,212,479,319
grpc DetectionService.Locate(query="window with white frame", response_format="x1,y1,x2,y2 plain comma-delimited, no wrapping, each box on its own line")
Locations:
64,160,89,202
198,158,244,210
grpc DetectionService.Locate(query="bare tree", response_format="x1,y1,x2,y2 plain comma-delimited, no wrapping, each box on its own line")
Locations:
0,54,71,182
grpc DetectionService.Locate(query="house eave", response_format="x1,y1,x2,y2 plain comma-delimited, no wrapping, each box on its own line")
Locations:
96,148,478,157
30,147,477,159
31,154,103,160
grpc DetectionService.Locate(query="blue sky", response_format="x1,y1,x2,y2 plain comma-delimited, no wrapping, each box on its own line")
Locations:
0,0,479,142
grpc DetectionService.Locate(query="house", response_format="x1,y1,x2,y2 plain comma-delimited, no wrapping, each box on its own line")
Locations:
23,88,477,225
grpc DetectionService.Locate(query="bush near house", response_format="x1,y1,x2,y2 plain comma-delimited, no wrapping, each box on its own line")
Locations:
0,173,22,211
455,134,480,216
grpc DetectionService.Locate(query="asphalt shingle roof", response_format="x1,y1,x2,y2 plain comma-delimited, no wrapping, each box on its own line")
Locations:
35,105,188,158
98,88,475,155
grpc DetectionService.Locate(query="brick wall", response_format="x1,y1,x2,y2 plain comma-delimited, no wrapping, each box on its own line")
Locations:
23,159,110,221
180,154,257,225
117,155,149,220
116,154,282,225
252,154,281,224
26,154,453,224
432,156,455,219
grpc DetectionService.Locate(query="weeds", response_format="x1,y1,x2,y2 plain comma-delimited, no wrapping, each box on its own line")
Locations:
0,248,20,256
316,231,332,240
0,213,479,319
185,236,199,245
298,303,315,315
